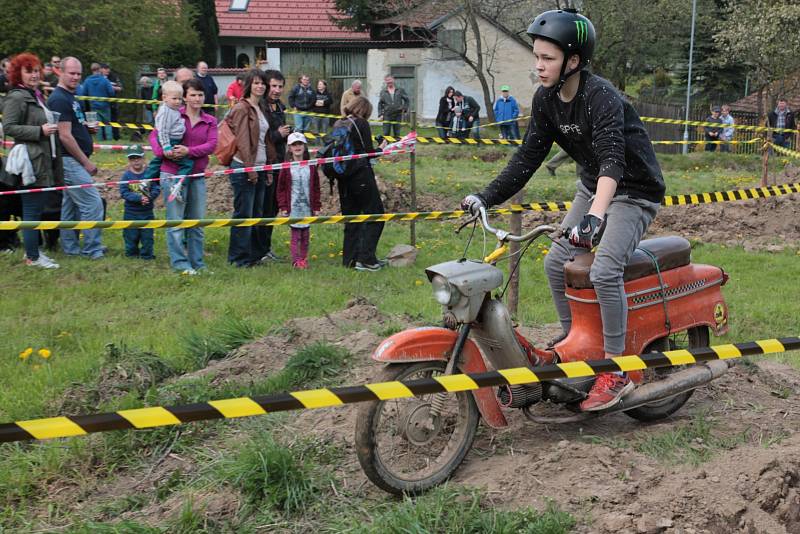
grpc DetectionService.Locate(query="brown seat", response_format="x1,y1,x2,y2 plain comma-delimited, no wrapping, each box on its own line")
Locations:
564,236,692,289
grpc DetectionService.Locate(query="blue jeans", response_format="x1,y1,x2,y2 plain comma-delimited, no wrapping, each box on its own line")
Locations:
773,133,789,148
162,173,206,271
123,208,155,259
95,107,112,141
60,157,105,258
21,191,46,260
471,118,480,139
228,162,267,267
295,113,313,133
499,124,514,140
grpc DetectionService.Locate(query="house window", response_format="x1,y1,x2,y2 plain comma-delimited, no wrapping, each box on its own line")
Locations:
438,29,466,59
229,0,249,11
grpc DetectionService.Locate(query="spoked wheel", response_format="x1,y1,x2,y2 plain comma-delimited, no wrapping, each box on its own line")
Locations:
625,326,710,422
354,361,480,495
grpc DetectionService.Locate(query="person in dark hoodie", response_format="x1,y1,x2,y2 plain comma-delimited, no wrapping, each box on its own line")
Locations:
462,9,665,413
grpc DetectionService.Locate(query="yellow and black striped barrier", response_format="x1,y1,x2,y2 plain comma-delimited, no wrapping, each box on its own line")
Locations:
641,116,798,135
1,181,798,231
662,182,800,206
770,143,800,159
2,337,797,444
0,208,548,232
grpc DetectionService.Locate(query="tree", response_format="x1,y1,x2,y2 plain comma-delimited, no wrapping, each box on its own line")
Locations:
331,0,412,31
583,0,688,91
186,0,220,66
0,0,202,95
713,0,800,119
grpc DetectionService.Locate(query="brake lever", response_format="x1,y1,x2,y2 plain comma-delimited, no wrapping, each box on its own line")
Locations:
455,213,479,234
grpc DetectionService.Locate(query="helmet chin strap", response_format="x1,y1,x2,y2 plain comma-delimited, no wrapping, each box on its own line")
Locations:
555,56,582,93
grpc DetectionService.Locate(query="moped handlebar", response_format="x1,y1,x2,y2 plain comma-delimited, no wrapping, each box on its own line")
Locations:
477,207,556,243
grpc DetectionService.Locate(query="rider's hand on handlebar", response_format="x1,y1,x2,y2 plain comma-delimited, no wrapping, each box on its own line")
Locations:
461,194,485,216
568,213,605,249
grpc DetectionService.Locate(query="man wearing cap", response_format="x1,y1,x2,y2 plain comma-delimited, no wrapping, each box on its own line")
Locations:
704,106,723,152
493,85,520,140
119,145,160,259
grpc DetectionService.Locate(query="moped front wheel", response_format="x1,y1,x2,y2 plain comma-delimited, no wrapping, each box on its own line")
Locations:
625,326,710,422
355,361,480,495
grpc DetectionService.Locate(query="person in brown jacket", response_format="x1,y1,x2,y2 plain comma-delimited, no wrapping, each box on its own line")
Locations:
225,68,277,267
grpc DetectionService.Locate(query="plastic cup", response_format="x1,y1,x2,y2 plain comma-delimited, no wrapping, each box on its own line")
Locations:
85,111,99,128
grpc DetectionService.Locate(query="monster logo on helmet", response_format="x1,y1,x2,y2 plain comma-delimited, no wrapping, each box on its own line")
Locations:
527,9,596,89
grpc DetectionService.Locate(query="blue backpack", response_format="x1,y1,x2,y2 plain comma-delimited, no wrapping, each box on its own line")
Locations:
319,117,367,182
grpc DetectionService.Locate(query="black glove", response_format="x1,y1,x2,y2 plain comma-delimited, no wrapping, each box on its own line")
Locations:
461,194,485,215
568,214,605,249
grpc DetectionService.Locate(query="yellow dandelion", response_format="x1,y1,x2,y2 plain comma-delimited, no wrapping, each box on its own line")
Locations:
311,255,318,260
19,347,33,361
328,253,336,258
33,364,41,371
415,280,423,286
212,239,220,245
38,349,51,359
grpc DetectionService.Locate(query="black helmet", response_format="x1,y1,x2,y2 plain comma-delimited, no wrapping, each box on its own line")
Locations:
527,9,596,84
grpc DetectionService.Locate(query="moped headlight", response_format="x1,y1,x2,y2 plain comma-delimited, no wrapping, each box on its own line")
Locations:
431,275,460,306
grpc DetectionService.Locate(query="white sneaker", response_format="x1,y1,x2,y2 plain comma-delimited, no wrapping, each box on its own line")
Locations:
25,256,59,269
38,250,55,262
180,268,198,276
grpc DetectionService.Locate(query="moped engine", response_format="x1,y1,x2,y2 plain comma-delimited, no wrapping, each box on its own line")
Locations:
498,383,543,408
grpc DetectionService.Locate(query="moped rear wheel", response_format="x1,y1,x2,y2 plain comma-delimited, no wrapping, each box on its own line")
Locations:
355,361,480,495
624,326,710,422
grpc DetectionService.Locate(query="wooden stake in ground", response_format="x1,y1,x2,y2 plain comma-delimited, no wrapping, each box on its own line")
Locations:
761,132,771,187
409,110,417,246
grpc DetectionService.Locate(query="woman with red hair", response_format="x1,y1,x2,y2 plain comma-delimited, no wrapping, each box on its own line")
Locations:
1,52,63,269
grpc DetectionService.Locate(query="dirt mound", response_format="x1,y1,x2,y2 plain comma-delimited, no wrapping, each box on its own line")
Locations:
181,298,389,386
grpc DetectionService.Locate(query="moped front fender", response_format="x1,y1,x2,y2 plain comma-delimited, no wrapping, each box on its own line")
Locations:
372,327,508,429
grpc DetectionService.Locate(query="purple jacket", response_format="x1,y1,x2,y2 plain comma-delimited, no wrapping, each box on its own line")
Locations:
149,107,218,175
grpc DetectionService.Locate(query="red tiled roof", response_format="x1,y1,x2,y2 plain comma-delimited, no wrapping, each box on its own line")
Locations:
215,0,370,39
729,75,800,114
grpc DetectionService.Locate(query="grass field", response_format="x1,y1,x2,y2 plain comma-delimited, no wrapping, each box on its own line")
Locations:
1,141,798,531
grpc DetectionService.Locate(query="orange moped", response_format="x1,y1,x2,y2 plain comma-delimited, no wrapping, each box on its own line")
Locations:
355,208,730,494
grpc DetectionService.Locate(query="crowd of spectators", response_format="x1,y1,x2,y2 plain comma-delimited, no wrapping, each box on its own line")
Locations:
1,54,391,273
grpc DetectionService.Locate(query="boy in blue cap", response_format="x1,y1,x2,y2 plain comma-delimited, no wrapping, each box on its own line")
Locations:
120,145,160,259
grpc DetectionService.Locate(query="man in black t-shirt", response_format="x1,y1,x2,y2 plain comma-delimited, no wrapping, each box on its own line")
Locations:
463,10,665,412
47,57,105,259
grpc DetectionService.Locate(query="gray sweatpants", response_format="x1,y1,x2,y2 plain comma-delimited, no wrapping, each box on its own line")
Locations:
543,181,660,354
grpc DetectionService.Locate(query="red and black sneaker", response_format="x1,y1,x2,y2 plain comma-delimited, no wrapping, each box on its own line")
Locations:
580,373,634,412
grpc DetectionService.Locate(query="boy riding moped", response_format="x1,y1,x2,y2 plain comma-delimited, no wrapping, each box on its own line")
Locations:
355,9,731,495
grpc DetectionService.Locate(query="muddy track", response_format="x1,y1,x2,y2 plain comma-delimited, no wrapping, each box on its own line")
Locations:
43,301,800,533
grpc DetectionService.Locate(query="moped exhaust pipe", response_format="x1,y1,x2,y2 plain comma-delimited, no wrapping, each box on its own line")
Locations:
612,359,732,412
523,360,733,424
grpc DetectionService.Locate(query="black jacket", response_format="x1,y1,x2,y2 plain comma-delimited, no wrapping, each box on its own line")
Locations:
478,71,665,207
313,90,333,114
767,109,796,131
459,96,480,119
261,98,287,162
288,83,315,111
436,96,454,124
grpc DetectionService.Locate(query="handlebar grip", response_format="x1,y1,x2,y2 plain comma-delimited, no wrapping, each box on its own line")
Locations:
484,244,508,264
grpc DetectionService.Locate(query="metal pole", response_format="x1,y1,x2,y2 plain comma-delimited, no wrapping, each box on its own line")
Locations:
682,0,698,155
410,111,417,246
507,191,524,315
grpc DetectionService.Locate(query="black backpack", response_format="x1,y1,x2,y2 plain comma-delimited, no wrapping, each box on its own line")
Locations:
318,117,367,187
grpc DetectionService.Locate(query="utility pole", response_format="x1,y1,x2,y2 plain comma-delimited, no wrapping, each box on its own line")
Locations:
682,0,698,155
